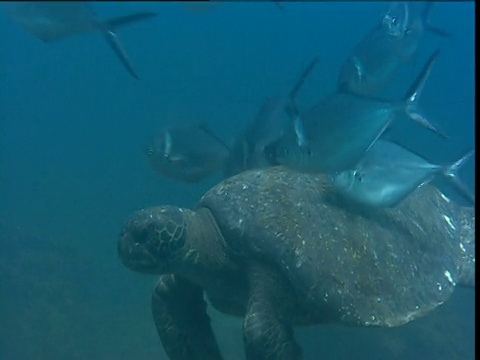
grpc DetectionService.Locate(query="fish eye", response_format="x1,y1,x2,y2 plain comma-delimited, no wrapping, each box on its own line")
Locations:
280,147,289,156
354,171,364,182
383,14,399,32
301,146,312,156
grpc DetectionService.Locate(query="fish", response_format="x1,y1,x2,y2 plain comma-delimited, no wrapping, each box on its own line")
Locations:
181,2,221,14
224,57,318,177
271,50,444,174
3,1,157,79
382,2,410,39
331,140,475,208
338,2,449,97
183,1,283,13
271,1,286,11
145,123,231,183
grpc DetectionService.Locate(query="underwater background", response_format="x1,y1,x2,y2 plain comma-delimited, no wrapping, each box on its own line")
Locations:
0,2,474,359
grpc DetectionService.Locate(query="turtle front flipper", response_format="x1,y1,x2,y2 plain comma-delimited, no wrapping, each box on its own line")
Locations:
152,274,223,360
243,261,302,360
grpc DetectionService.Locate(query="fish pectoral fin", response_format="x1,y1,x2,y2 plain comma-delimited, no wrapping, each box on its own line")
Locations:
422,3,451,37
424,23,451,37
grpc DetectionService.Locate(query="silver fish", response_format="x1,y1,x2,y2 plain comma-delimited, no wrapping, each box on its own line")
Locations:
225,57,318,177
338,3,449,97
146,124,230,183
332,140,475,208
273,50,444,174
4,1,157,79
382,2,410,39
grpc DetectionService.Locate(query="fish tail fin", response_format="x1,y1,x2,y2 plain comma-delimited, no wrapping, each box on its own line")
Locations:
442,149,475,205
421,3,451,37
403,49,448,139
99,12,156,80
103,12,157,30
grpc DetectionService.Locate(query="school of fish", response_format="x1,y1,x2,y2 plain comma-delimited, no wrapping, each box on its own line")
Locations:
6,2,473,209
143,2,473,209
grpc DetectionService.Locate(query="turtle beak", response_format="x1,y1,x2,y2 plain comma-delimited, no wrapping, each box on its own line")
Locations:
118,229,161,274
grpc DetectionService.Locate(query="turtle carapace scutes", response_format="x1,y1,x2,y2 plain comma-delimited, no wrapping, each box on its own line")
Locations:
118,166,475,360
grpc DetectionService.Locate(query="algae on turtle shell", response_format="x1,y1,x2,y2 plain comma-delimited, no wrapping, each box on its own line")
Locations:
119,166,475,360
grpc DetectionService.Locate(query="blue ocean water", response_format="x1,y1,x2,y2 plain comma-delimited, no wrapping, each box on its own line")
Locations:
0,2,474,360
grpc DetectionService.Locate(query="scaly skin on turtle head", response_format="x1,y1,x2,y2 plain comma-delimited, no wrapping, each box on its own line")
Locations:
118,206,191,274
118,205,236,290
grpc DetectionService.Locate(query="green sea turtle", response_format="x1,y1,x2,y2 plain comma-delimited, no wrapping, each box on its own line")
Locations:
118,166,475,360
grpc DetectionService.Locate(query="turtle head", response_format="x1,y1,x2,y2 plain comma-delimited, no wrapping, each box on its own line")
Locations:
118,206,190,274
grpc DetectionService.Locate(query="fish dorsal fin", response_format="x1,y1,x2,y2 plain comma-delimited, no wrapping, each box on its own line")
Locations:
402,49,448,139
196,123,231,152
442,149,475,205
421,3,451,37
288,56,319,100
403,49,439,105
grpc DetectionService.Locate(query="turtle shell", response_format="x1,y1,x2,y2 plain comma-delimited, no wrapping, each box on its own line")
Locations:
198,166,472,327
